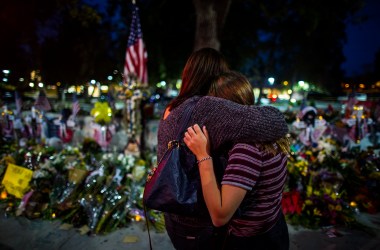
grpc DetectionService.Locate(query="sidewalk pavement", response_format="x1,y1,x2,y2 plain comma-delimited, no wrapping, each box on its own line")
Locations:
0,211,379,250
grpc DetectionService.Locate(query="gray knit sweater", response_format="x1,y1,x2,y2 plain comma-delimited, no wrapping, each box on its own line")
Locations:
157,96,288,160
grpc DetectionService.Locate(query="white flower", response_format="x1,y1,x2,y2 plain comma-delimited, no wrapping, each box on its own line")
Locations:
33,169,49,178
117,154,124,161
317,151,326,163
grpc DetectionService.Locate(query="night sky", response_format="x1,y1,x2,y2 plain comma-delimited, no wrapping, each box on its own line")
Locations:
342,0,380,77
1,0,378,83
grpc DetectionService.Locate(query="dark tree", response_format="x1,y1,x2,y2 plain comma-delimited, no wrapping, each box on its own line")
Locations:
193,0,231,51
222,0,364,95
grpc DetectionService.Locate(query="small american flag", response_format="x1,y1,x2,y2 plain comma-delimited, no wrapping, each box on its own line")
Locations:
124,4,148,85
34,90,51,111
72,93,80,118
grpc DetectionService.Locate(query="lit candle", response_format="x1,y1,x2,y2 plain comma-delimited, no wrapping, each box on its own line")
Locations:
1,191,7,199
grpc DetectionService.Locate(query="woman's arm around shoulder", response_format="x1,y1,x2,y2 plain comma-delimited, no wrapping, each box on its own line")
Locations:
192,96,289,148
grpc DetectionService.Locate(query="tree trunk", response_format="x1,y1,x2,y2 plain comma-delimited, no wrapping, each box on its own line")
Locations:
193,0,231,51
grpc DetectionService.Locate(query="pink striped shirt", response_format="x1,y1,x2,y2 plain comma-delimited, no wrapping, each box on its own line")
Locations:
221,143,288,237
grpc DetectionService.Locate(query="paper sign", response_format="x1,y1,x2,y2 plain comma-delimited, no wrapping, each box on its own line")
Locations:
1,163,33,198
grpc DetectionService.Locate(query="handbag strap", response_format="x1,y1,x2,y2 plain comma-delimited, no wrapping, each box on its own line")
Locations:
176,98,199,141
143,204,153,250
153,98,199,170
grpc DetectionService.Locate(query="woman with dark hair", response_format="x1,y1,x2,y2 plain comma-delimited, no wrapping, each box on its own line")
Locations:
185,71,290,250
158,48,288,250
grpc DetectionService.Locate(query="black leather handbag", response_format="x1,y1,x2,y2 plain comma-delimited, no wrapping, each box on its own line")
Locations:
143,99,208,216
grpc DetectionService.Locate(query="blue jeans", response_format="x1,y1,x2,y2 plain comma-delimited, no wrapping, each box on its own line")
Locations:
224,213,289,250
164,213,227,250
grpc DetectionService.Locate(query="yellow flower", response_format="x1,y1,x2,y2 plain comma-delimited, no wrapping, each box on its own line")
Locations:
305,199,313,206
335,204,342,211
73,147,80,154
331,192,337,199
323,185,332,195
369,172,380,180
1,155,15,166
287,165,295,174
136,159,146,166
306,186,313,196
313,208,322,216
125,89,133,98
301,167,308,176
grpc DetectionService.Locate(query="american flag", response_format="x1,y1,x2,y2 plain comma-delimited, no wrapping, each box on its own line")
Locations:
34,90,51,111
72,93,80,118
15,91,22,115
124,4,148,85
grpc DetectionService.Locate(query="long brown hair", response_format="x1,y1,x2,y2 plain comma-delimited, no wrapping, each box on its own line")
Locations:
209,71,290,156
168,48,229,110
209,71,255,106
